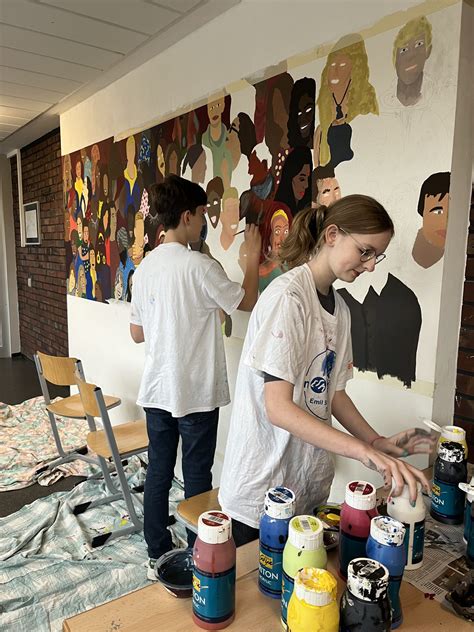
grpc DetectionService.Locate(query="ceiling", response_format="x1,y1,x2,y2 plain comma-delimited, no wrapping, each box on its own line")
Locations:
0,0,240,153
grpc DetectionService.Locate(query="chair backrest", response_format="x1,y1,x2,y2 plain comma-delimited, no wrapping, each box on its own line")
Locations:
35,351,80,386
75,372,103,418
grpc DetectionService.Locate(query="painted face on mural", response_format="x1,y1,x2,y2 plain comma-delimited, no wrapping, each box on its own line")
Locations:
207,191,221,228
91,144,100,164
157,144,166,177
110,205,117,239
68,267,76,293
115,273,123,300
83,225,89,244
75,160,82,180
328,52,353,97
422,193,448,248
126,136,136,165
103,173,109,198
220,196,239,236
168,149,178,176
292,164,310,201
297,93,315,141
270,212,289,254
272,88,289,141
207,98,225,126
396,34,431,85
77,266,87,296
77,216,83,240
90,249,96,271
316,177,341,206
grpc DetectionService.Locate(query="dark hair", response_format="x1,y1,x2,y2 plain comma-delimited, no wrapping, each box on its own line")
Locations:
150,175,207,230
126,269,134,302
287,77,316,149
237,113,257,158
182,144,204,172
265,72,294,157
206,176,224,198
417,172,450,216
274,147,313,216
279,194,394,269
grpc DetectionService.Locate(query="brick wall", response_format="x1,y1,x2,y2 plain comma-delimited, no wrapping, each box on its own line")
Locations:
455,186,474,462
10,129,68,359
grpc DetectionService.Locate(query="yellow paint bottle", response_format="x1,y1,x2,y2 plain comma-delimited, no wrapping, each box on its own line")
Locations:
287,568,339,632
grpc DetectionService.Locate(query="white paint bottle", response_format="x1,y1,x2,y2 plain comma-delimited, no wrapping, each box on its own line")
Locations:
387,483,425,570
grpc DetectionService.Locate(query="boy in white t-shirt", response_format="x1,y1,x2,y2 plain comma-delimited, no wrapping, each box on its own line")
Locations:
130,175,261,578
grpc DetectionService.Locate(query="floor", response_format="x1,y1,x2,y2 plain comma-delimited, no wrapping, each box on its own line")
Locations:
0,354,86,517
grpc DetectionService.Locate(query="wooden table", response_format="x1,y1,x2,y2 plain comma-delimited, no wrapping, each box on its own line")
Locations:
63,537,472,632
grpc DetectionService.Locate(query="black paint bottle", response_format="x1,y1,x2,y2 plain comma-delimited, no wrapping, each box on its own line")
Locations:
339,558,392,632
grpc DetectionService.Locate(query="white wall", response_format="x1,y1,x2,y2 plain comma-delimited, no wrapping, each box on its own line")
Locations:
63,0,470,500
0,155,20,357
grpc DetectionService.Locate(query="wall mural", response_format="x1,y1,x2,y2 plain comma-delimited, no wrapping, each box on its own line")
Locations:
63,11,456,389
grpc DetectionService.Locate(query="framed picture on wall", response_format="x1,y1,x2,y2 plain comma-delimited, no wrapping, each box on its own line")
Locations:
22,201,41,245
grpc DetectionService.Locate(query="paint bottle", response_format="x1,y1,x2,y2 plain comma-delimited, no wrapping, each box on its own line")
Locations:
366,516,406,630
259,486,296,599
467,501,474,568
431,441,467,525
339,558,392,632
459,477,474,544
339,480,378,579
387,482,425,570
281,516,327,630
287,567,339,632
192,511,236,630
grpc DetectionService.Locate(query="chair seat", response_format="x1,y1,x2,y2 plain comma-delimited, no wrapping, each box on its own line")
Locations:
87,419,148,458
47,393,121,419
177,488,221,530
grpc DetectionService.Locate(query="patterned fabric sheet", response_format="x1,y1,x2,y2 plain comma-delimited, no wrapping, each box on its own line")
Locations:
0,457,187,631
0,397,98,491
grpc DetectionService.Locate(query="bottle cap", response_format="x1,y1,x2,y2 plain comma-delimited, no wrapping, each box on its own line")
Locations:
288,515,324,550
264,486,296,520
344,481,376,510
459,476,474,501
370,515,405,546
197,511,232,545
293,567,337,607
347,558,389,602
438,441,466,463
440,425,466,444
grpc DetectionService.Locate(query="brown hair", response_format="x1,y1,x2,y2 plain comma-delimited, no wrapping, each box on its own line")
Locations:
278,194,394,269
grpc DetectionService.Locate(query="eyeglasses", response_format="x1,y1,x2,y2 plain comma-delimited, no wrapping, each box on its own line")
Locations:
339,227,386,264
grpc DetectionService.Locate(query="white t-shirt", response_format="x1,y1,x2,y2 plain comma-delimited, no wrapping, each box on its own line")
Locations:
130,242,244,417
218,264,353,528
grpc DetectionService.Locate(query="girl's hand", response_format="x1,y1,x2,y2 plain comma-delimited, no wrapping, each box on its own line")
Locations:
360,445,431,502
372,428,436,458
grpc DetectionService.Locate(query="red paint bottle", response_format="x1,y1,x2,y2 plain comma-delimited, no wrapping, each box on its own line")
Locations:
192,511,236,630
339,481,378,579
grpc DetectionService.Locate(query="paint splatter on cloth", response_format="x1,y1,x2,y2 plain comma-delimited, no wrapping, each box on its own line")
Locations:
0,397,98,491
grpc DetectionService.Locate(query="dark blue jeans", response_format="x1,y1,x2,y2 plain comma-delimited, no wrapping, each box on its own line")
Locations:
144,407,219,560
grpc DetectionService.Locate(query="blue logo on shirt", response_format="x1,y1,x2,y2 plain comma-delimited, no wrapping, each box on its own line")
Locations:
303,349,336,420
310,377,326,393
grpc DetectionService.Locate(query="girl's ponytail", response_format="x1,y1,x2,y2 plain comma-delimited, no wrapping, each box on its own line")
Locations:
278,205,326,270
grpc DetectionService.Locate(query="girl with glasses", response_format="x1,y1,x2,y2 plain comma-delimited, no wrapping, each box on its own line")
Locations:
219,194,435,546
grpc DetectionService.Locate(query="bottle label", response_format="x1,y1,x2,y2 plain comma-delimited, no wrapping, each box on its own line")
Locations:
431,479,464,519
259,543,283,596
281,569,294,626
339,531,368,576
192,565,235,624
403,520,425,565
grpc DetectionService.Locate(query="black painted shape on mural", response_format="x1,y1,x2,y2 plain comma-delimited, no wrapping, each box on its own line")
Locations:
338,273,422,388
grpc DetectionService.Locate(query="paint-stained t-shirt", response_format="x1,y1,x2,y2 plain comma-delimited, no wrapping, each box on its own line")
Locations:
219,264,353,528
130,242,243,417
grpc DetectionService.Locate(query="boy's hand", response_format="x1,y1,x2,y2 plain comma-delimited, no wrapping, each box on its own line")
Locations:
244,224,262,261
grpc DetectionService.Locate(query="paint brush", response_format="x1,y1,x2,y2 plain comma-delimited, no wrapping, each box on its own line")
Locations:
234,210,263,236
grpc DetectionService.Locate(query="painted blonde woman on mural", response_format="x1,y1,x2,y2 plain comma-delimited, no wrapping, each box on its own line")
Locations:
314,34,379,168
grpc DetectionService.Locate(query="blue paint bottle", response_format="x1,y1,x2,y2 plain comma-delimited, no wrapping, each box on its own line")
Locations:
467,501,474,568
431,441,467,525
459,477,474,543
366,515,406,630
259,486,295,599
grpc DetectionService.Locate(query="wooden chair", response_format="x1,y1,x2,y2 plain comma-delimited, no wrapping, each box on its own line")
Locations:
176,488,221,534
34,351,121,478
74,369,149,547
